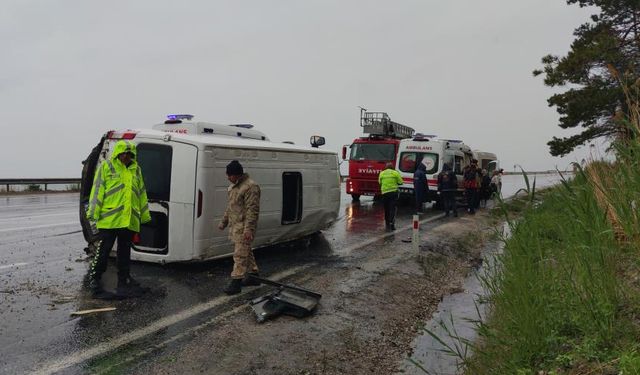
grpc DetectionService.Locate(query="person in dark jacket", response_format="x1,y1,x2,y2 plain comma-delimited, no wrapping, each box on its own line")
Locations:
480,169,492,207
463,160,480,214
413,162,427,213
437,163,458,217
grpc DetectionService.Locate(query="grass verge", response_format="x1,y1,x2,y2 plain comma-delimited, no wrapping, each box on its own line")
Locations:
463,77,640,374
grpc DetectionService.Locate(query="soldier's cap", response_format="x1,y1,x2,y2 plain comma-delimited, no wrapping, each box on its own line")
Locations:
226,160,244,176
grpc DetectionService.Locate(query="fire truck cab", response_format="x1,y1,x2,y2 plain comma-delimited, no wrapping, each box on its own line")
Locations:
342,111,414,201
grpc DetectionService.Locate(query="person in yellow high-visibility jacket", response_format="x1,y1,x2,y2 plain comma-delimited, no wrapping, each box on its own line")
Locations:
378,162,403,230
87,140,151,299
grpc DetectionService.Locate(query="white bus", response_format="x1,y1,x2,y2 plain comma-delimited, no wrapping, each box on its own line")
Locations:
79,115,341,263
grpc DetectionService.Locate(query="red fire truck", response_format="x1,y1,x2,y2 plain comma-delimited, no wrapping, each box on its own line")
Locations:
342,111,415,201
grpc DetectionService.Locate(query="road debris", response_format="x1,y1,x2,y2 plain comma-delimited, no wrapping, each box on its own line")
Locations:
70,307,116,316
249,276,321,323
50,295,75,304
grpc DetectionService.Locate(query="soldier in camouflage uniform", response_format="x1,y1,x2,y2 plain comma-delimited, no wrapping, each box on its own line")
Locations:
218,160,261,295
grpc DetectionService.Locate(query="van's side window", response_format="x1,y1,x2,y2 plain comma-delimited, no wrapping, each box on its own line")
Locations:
282,172,302,225
137,143,173,201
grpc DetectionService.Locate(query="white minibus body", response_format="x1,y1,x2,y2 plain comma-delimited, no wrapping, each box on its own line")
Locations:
79,117,340,263
472,150,499,174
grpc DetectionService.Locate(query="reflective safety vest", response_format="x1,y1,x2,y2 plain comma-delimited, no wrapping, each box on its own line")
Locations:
378,168,403,194
87,141,151,232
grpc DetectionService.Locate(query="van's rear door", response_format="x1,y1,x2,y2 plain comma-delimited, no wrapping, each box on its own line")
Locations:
133,141,197,258
79,135,107,251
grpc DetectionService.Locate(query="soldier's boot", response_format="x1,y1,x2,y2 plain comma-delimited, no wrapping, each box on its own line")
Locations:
116,276,148,298
223,279,242,295
241,273,261,287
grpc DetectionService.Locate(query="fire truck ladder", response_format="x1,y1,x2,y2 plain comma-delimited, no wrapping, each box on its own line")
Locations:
360,111,414,139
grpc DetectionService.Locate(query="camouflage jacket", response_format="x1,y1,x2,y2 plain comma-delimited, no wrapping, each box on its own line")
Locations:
220,174,261,243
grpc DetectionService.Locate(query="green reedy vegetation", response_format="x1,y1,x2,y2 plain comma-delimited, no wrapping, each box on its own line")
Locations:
465,79,640,374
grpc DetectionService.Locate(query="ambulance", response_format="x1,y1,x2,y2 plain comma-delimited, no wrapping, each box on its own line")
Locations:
395,135,475,205
79,115,341,263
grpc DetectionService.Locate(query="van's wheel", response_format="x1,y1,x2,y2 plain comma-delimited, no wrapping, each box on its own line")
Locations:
351,194,360,202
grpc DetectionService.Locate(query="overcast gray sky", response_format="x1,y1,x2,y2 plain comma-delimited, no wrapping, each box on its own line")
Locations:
2,1,596,177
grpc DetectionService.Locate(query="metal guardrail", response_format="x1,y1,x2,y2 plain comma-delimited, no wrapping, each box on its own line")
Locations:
0,178,81,191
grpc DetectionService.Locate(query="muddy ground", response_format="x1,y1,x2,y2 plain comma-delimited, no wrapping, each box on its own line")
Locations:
121,211,496,375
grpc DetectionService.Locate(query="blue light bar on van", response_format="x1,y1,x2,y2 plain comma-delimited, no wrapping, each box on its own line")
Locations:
443,139,463,143
167,114,194,121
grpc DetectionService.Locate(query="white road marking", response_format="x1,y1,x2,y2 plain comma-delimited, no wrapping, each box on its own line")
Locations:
339,212,446,253
32,213,446,375
32,265,311,375
0,221,79,233
0,262,29,270
96,304,249,374
0,212,76,222
0,202,76,210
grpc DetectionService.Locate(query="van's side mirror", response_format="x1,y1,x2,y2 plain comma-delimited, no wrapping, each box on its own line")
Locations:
310,135,325,148
341,145,347,160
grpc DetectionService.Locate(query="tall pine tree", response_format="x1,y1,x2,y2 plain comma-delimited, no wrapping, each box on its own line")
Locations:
534,0,640,156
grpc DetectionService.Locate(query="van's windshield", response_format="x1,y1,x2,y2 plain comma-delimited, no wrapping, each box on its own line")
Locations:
349,143,395,161
136,143,172,201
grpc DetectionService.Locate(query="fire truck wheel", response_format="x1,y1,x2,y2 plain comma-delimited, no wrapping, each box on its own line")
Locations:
351,194,360,202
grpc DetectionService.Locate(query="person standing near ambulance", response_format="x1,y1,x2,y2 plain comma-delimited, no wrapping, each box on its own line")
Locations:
86,140,151,299
378,162,403,230
437,163,458,217
413,162,427,214
463,159,481,214
218,160,262,295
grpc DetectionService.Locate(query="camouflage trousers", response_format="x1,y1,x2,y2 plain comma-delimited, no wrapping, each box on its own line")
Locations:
231,241,259,279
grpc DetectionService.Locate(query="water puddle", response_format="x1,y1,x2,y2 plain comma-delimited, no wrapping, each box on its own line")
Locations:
401,223,511,375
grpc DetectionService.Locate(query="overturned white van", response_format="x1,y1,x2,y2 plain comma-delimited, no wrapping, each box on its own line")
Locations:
79,115,340,263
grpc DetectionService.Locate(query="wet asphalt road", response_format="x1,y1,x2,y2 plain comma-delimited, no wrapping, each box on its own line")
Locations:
0,189,439,375
0,174,564,374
